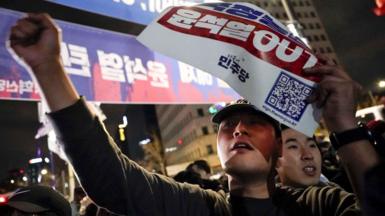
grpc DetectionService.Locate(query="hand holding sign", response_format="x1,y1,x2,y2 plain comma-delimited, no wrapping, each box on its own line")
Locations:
305,55,362,133
138,2,321,136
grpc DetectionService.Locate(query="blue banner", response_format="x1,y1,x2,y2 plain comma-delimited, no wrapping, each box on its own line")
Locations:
0,8,239,103
49,0,220,25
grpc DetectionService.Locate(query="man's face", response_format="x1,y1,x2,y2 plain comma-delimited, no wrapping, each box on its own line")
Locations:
276,128,322,187
216,111,278,179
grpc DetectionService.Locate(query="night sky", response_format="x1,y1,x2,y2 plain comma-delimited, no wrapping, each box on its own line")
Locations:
313,0,385,91
1,0,385,180
0,100,41,180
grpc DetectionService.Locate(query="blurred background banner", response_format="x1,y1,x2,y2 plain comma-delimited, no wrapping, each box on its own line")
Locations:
0,8,239,103
49,0,221,25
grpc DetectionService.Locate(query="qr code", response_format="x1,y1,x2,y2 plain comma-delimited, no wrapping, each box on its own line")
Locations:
265,72,313,122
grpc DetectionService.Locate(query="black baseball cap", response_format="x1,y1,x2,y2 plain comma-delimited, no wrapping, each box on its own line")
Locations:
211,99,280,134
5,185,71,216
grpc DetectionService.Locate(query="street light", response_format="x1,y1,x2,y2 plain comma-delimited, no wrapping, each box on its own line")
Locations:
118,116,128,141
41,169,48,175
0,195,7,204
165,147,177,153
139,138,151,145
378,80,385,88
29,157,43,164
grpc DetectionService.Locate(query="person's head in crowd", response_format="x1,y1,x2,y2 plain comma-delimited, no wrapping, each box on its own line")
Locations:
71,187,86,215
83,202,98,216
73,187,86,204
173,169,202,185
212,99,281,195
187,160,211,180
275,125,322,188
367,119,385,158
175,161,223,191
0,185,71,216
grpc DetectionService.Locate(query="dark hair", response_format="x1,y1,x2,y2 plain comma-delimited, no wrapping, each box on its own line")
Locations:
173,170,202,185
0,206,58,216
280,124,290,131
191,160,211,174
0,206,14,215
279,124,320,152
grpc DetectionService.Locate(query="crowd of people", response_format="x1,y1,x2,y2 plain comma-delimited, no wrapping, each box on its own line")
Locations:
1,12,384,216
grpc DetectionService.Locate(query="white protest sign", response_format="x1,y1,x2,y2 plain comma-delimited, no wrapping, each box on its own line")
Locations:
137,2,322,136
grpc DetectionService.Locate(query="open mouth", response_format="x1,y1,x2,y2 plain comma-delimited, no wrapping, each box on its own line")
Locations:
231,142,253,151
303,165,316,176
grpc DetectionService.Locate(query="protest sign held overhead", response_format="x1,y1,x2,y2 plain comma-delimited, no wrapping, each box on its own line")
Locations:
138,2,322,136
